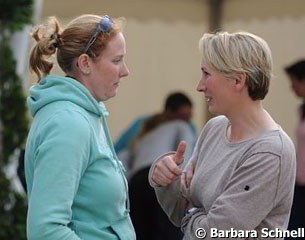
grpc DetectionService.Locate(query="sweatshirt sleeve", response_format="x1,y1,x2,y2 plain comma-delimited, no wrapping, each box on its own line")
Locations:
148,128,203,226
182,152,281,240
27,110,91,240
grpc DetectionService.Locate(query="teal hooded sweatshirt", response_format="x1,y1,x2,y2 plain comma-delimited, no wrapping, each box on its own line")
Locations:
25,75,135,240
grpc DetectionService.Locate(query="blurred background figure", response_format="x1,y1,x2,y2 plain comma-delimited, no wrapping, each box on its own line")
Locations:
285,60,305,237
126,92,196,240
114,115,150,155
115,92,197,168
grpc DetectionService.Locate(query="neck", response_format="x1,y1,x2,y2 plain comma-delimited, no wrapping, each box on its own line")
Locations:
226,101,278,142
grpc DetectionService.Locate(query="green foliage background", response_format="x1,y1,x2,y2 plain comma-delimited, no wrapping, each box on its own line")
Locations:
0,0,33,239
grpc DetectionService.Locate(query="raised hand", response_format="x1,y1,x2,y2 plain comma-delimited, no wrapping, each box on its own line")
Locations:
151,141,187,187
180,162,195,198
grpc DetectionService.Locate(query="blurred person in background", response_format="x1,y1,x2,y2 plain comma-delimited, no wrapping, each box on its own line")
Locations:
128,92,196,240
285,59,305,238
25,14,135,240
115,92,197,167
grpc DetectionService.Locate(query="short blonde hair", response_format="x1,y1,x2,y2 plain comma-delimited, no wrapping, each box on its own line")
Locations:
199,31,273,100
29,14,125,82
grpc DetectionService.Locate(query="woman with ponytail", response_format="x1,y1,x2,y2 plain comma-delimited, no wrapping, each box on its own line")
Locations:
25,14,135,240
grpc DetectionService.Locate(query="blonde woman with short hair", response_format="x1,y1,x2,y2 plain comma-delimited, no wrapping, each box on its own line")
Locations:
149,31,296,240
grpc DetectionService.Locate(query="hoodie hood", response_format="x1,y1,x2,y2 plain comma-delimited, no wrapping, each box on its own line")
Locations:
27,75,108,117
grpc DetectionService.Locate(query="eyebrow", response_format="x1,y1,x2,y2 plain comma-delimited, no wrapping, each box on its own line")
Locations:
114,54,125,59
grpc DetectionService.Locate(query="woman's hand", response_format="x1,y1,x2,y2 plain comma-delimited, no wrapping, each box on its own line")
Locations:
180,162,195,198
151,141,187,187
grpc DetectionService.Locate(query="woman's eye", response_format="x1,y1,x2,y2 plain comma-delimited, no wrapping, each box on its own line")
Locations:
113,59,122,64
202,70,209,77
201,68,209,76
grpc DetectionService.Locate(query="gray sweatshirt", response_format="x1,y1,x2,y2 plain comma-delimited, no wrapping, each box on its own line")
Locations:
149,115,296,240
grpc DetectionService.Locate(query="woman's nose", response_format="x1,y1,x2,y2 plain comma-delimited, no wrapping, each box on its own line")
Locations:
196,78,206,92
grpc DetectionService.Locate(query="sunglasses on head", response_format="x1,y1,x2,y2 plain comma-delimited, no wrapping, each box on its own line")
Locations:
83,15,113,54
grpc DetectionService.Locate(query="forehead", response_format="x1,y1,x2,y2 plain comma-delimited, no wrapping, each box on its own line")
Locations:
102,32,126,56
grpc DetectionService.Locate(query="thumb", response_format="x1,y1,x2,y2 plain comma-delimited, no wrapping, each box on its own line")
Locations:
174,141,187,165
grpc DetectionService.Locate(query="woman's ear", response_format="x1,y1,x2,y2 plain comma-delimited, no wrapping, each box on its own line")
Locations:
77,54,91,75
234,72,247,90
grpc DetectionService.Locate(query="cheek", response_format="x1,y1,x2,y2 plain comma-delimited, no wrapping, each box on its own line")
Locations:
205,78,216,90
103,66,119,79
96,69,112,84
